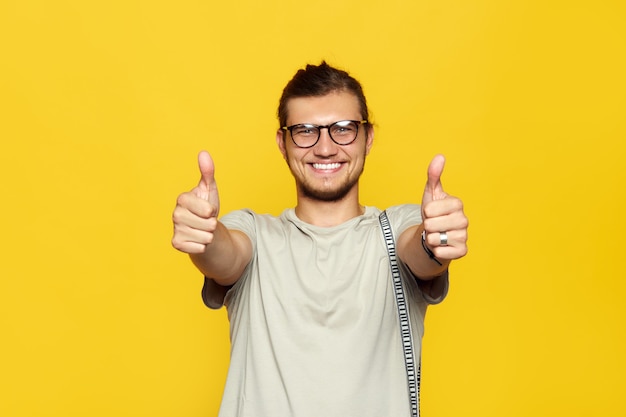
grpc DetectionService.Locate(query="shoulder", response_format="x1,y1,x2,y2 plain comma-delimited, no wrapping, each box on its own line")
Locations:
220,209,256,233
220,209,289,239
384,204,423,236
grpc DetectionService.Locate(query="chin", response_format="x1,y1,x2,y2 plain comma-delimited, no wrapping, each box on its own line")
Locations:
299,182,356,202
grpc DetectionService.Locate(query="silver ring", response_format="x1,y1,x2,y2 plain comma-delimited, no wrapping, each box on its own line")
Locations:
439,231,448,246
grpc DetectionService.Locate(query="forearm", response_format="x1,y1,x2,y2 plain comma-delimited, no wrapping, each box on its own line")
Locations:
190,221,251,286
397,223,450,280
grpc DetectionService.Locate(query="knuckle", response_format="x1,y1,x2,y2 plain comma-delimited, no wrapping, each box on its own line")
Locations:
432,246,446,259
427,232,439,247
461,216,469,228
176,192,189,206
422,204,434,219
171,237,184,251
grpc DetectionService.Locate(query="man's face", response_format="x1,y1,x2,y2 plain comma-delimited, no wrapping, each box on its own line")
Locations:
276,90,374,202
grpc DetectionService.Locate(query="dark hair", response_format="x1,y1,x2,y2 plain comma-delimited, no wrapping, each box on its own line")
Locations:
277,61,370,128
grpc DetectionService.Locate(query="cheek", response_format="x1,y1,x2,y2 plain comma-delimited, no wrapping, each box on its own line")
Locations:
283,149,305,171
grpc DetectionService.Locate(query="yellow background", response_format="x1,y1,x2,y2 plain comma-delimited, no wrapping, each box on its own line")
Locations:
1,0,624,416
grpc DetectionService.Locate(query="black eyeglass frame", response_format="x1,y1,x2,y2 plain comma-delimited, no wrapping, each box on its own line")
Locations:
281,120,369,149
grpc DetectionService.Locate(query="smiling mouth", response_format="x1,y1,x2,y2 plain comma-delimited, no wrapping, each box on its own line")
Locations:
312,162,341,170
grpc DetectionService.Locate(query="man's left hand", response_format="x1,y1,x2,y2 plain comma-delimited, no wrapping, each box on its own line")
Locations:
420,154,469,260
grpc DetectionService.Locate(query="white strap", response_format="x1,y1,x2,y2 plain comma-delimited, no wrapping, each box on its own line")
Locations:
379,210,420,417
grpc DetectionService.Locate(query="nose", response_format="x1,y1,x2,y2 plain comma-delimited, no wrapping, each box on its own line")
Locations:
313,128,338,156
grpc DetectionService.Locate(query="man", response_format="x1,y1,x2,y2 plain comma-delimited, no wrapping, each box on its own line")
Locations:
172,62,468,417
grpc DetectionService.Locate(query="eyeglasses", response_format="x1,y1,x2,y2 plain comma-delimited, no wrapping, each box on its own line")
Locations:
281,120,368,148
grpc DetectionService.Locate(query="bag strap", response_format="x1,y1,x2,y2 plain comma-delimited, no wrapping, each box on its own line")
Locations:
379,210,420,417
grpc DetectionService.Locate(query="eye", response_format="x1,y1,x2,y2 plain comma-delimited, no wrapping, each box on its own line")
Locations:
292,125,318,136
331,121,357,135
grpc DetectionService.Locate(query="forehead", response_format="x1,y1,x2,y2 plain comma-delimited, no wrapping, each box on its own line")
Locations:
285,91,361,125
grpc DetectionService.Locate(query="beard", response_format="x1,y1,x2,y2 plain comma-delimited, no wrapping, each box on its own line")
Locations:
297,173,361,202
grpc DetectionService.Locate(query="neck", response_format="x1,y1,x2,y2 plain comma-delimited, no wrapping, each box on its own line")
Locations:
294,191,365,227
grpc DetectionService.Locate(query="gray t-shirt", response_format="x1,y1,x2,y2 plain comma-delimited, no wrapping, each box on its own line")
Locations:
202,205,448,417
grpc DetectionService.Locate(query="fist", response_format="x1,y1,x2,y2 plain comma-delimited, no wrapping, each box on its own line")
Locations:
171,151,221,254
421,155,468,260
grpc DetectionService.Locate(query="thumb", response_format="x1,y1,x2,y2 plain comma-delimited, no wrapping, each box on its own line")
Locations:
424,154,447,203
197,150,216,200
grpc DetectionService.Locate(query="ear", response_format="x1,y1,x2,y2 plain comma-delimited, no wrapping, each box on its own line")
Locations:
276,129,287,160
365,124,374,155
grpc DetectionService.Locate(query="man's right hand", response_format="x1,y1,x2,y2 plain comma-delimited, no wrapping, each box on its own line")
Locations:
172,151,221,254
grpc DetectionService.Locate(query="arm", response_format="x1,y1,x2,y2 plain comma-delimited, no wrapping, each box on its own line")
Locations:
185,215,252,286
397,155,468,295
172,151,252,286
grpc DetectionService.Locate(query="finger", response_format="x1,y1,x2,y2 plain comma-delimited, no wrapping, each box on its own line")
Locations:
175,192,215,219
175,224,216,245
425,229,468,250
422,202,468,238
197,150,216,200
423,217,468,239
430,244,469,261
173,204,219,230
171,219,212,253
426,154,447,201
171,219,218,253
422,196,463,220
171,238,209,254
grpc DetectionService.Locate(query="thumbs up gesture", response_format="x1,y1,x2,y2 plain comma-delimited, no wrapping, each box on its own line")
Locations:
420,155,468,261
172,151,221,254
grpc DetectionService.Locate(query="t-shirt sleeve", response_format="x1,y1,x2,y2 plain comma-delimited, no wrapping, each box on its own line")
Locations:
201,278,232,309
387,204,450,305
418,270,449,304
200,209,256,309
385,204,422,236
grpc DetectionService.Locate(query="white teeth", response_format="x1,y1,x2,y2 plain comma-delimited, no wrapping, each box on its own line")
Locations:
313,163,341,170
